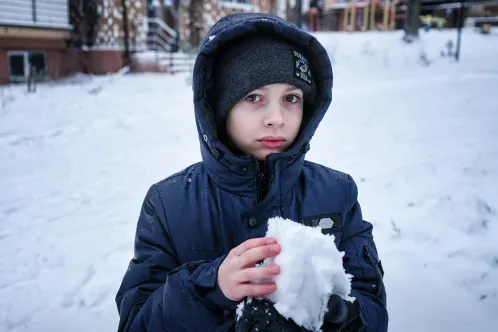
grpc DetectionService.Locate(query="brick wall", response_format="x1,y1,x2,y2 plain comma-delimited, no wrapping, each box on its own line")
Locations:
180,0,275,47
95,0,147,48
86,50,125,74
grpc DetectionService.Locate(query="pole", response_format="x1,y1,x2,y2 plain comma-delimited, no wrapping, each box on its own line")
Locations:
173,0,180,52
455,1,464,61
390,0,397,30
383,0,390,31
297,0,303,29
32,0,37,22
370,1,376,30
343,5,349,31
351,1,357,31
122,0,131,66
364,1,370,31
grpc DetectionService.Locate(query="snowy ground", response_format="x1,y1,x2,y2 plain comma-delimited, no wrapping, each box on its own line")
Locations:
1,28,497,331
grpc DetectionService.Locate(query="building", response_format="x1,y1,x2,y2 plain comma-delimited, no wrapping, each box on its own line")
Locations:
145,0,276,50
0,0,148,84
1,0,279,83
0,0,73,84
70,0,148,74
179,0,276,47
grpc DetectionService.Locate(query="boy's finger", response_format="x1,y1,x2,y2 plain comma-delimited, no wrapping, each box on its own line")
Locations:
237,244,280,268
238,283,277,298
236,264,280,282
230,237,277,257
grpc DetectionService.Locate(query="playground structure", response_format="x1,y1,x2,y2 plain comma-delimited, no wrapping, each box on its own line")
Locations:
317,0,498,32
345,0,399,31
420,15,448,29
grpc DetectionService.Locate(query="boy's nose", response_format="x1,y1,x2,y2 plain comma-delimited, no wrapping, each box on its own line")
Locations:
263,105,285,128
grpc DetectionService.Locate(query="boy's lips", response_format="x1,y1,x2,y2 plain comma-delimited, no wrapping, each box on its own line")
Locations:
259,136,286,148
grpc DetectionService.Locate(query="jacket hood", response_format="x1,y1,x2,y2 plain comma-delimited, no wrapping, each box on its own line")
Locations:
191,13,333,196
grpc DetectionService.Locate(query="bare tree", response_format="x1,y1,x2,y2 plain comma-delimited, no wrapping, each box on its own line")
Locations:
69,0,101,48
188,0,203,47
69,0,84,47
85,0,100,47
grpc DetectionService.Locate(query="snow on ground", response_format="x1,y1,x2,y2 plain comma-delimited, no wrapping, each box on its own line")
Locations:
0,28,497,331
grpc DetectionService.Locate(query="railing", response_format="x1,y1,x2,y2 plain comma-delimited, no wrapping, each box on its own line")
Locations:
144,17,195,74
146,17,178,53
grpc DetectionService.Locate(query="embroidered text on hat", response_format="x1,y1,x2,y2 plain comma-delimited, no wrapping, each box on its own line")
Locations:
293,50,312,85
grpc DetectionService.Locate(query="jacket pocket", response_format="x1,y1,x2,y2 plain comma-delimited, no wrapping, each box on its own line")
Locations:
363,246,384,298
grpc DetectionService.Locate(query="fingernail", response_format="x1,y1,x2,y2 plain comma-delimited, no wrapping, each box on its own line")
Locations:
271,265,280,274
270,244,280,252
266,238,276,244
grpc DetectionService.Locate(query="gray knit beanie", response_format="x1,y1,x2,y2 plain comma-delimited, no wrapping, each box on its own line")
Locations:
212,34,316,130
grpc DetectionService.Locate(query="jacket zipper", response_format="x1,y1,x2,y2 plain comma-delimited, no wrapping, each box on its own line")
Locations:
254,157,269,203
363,246,384,298
261,158,268,199
253,144,308,202
254,158,261,203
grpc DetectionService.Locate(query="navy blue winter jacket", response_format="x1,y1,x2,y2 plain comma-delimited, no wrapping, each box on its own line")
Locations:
116,13,388,332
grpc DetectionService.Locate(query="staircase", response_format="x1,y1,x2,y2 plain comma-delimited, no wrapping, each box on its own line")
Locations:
146,17,177,53
143,17,196,74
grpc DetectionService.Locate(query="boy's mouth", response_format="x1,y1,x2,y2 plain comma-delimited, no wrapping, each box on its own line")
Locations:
259,136,286,148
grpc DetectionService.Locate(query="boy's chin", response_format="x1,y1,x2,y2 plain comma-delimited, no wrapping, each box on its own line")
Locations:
252,148,283,161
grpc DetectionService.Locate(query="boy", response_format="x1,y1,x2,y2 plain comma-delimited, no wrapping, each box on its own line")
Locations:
116,13,388,332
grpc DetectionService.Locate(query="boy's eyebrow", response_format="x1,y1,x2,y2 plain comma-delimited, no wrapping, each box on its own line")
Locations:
285,85,301,92
285,86,302,93
251,85,301,93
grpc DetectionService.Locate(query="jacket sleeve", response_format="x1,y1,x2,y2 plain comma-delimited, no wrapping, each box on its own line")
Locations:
325,175,388,332
115,184,238,332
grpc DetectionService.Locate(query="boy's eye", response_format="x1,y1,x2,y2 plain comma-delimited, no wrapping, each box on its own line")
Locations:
245,94,262,103
285,94,301,103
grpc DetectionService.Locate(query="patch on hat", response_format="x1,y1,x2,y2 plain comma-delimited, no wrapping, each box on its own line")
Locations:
293,50,312,85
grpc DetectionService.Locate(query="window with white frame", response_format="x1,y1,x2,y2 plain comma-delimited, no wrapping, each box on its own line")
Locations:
7,51,47,82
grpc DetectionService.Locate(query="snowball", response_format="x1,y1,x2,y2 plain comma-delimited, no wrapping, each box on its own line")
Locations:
258,217,355,331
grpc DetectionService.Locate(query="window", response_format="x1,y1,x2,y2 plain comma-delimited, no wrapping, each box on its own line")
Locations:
8,53,25,80
7,51,47,82
28,52,46,75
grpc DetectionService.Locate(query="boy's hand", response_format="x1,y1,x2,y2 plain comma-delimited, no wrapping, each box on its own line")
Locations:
218,237,281,301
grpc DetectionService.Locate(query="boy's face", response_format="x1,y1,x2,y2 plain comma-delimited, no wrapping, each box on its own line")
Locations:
226,83,304,161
